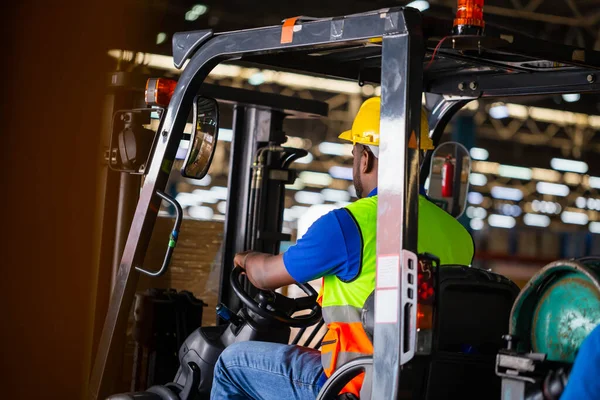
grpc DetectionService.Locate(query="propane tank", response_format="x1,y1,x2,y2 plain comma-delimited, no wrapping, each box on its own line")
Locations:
441,155,454,198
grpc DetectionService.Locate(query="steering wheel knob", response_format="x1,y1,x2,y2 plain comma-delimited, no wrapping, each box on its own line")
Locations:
257,291,275,309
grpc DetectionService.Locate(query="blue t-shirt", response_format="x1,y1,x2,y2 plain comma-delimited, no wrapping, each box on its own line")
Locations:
561,324,600,399
283,188,377,283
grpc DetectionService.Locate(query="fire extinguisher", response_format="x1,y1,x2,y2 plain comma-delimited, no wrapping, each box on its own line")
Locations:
441,155,454,198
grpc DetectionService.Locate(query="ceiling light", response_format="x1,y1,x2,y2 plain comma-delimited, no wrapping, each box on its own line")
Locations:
589,176,600,189
561,211,588,225
562,93,581,103
188,205,214,220
590,222,600,234
588,198,600,211
328,166,353,181
498,165,532,180
532,200,561,214
348,185,357,198
210,186,228,200
468,192,483,205
501,204,521,217
295,191,325,205
524,213,551,227
248,72,265,86
286,179,305,191
489,103,509,119
283,209,297,222
466,206,476,218
469,173,487,186
488,214,516,229
156,32,167,45
550,158,588,174
185,11,199,21
469,147,489,161
491,186,523,201
217,201,227,214
291,205,309,218
319,142,353,157
190,189,218,204
197,174,212,186
406,1,430,11
576,197,587,208
473,207,487,219
217,128,233,142
321,188,350,203
185,4,208,21
175,192,200,208
537,182,570,197
470,218,484,230
299,171,333,187
295,152,314,164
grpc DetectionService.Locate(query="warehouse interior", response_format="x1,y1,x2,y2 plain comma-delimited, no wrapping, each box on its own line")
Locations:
3,1,600,399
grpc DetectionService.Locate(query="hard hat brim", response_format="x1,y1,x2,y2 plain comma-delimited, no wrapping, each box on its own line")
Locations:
338,130,353,142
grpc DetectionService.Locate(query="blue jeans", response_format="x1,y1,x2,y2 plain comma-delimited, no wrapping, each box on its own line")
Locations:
210,341,325,400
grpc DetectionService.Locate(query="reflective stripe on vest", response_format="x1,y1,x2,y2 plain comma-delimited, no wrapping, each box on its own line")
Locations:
320,194,474,396
322,305,362,323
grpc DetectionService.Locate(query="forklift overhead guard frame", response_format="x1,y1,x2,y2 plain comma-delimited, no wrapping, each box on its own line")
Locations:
90,6,600,400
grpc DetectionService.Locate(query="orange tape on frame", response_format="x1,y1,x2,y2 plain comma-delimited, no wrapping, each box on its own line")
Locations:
281,17,300,44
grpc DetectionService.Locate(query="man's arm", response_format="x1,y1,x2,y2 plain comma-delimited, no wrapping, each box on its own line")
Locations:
234,252,295,290
232,208,361,291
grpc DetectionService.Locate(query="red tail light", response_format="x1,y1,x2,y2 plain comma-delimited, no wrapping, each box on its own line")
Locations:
145,78,177,107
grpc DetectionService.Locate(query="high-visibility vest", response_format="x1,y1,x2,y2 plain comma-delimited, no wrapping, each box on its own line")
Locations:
319,194,474,396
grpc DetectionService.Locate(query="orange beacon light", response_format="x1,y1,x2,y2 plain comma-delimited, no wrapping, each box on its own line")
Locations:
453,0,485,35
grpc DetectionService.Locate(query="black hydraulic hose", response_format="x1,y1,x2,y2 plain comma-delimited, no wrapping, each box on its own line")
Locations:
246,169,258,250
282,147,308,169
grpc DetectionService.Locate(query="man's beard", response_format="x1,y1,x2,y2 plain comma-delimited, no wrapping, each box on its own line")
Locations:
354,174,364,199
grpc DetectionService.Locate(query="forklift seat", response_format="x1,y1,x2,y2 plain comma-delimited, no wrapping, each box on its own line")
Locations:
356,265,520,400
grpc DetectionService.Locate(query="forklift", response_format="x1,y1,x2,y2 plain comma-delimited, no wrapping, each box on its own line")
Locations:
91,2,600,399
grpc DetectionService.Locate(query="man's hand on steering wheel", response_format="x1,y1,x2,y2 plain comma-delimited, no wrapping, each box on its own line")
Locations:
233,251,264,289
232,251,294,291
233,251,255,269
230,250,322,328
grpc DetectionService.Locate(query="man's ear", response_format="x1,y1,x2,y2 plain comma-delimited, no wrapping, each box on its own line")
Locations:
360,147,369,174
363,148,376,173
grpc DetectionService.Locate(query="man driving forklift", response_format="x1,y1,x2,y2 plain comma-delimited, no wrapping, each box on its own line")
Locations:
210,97,475,400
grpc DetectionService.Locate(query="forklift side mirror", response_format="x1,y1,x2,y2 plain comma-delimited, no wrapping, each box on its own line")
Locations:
425,142,471,218
181,96,219,179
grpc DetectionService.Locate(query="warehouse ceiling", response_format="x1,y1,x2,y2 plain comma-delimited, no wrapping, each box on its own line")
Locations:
117,0,600,55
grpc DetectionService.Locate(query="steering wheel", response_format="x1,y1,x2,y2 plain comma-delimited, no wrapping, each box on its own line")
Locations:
230,266,322,328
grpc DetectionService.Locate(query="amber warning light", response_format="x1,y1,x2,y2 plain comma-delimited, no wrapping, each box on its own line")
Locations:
453,0,485,35
145,78,178,107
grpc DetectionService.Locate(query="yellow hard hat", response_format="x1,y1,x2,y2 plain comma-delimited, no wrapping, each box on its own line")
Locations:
338,97,433,150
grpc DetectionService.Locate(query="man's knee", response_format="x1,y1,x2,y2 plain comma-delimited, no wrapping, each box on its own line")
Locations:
216,341,252,369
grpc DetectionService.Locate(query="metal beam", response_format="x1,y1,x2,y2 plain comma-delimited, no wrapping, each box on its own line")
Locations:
371,8,424,399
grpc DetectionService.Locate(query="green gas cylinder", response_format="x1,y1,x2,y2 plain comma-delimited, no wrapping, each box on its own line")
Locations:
510,259,600,363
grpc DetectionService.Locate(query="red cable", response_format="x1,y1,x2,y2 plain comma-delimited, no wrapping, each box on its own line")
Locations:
426,36,449,70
